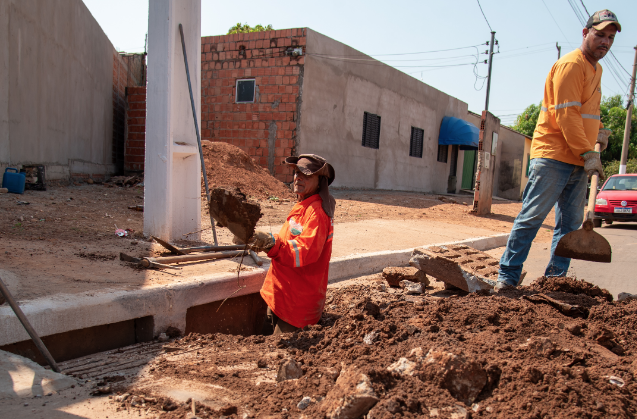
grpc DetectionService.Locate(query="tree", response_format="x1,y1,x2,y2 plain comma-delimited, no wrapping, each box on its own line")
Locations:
227,23,273,34
510,102,541,137
508,95,637,165
599,94,637,164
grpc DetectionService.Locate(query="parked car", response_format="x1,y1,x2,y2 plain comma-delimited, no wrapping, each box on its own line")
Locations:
593,174,637,227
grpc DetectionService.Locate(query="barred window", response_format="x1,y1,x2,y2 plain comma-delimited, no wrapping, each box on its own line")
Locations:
409,127,424,158
362,112,381,149
437,144,448,163
235,79,255,103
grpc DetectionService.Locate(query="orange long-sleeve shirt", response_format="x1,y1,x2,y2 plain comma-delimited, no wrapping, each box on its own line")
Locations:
260,194,334,328
531,48,604,166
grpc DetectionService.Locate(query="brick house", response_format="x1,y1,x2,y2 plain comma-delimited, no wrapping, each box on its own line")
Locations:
200,28,306,184
131,27,476,193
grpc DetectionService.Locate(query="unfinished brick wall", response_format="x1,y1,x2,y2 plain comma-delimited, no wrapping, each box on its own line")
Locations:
201,28,306,183
112,52,146,175
125,87,147,173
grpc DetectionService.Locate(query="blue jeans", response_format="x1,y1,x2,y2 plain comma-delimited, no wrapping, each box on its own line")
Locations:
498,158,587,286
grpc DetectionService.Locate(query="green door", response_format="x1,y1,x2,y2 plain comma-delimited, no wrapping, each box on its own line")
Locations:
461,150,476,190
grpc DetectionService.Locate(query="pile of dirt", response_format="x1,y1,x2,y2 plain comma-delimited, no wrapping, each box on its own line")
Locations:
532,276,614,302
114,278,637,418
201,141,294,201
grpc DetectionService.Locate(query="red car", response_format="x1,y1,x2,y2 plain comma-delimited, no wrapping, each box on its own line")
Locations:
593,173,637,227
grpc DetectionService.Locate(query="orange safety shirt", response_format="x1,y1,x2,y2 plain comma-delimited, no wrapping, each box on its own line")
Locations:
260,194,334,328
531,48,604,166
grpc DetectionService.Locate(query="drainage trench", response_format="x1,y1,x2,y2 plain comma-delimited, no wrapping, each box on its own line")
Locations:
0,293,267,365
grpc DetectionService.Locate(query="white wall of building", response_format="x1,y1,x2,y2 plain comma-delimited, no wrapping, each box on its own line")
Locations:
298,29,468,194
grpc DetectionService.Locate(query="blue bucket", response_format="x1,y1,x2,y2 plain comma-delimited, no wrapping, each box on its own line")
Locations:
2,168,26,194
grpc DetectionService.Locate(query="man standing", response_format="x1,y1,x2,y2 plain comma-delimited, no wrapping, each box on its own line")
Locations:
497,10,620,288
250,155,335,334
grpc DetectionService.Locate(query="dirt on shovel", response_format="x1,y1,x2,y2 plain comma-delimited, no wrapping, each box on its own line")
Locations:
208,187,263,244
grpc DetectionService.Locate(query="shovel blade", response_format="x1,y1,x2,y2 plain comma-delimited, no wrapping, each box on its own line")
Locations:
208,188,262,244
554,227,612,263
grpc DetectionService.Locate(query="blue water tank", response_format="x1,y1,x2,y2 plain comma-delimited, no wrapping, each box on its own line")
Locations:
2,168,26,194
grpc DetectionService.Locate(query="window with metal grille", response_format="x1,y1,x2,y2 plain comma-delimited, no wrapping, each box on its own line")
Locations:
437,144,448,163
409,127,424,158
362,112,381,149
236,79,256,103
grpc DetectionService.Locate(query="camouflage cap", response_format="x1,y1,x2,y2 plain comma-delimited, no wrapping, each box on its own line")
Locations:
586,9,621,32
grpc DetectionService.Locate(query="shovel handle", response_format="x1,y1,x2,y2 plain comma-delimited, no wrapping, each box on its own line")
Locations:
585,143,602,223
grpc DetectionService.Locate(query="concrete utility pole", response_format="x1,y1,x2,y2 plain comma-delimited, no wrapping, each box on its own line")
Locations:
619,46,637,175
556,42,561,60
484,31,496,111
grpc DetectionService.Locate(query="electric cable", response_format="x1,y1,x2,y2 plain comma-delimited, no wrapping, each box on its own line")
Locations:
476,0,493,32
540,0,575,48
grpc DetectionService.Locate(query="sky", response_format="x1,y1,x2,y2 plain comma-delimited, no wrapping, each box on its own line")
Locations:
83,0,636,126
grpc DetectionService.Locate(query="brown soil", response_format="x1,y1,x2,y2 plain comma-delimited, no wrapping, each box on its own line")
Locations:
201,141,294,201
532,276,614,302
98,277,637,419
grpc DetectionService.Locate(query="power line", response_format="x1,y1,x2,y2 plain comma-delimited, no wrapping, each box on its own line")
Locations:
306,53,477,63
306,45,483,58
476,0,493,32
540,0,575,48
307,55,478,69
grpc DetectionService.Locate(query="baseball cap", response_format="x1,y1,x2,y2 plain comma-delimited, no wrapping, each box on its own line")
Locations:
586,9,621,32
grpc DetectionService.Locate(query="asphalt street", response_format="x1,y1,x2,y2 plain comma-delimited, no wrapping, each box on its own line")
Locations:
487,223,637,298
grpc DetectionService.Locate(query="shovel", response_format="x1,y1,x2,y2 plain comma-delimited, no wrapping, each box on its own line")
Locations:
554,144,612,263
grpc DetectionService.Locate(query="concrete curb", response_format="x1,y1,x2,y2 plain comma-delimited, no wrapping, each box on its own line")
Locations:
0,269,267,346
328,233,509,283
0,233,508,346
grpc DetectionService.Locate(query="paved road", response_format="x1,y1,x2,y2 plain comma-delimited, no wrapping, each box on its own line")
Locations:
486,223,637,298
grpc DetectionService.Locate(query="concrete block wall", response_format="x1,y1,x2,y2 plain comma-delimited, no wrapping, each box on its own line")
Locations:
200,29,307,183
124,87,147,173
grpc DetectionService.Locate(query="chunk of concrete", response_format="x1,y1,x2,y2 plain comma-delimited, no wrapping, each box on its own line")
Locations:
422,348,487,405
0,350,76,398
410,245,520,292
429,405,468,418
387,357,417,376
618,292,637,302
276,358,303,382
382,267,429,288
399,280,424,295
518,336,556,358
323,365,379,419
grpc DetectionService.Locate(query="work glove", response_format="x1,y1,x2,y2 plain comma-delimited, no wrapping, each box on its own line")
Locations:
596,128,612,152
581,151,605,181
249,231,276,253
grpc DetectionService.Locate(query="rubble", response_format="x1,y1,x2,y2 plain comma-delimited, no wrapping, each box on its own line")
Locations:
618,292,637,302
382,267,429,288
276,358,303,382
322,366,379,419
399,279,424,295
409,244,517,292
387,357,417,376
421,348,487,405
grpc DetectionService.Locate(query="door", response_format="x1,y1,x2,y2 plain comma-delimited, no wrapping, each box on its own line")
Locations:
461,150,476,190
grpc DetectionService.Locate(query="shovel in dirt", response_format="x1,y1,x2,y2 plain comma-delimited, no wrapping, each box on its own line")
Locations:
554,144,612,263
207,188,263,244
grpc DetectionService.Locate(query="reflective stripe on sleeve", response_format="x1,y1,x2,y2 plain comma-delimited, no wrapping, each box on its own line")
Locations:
581,114,600,120
554,101,582,110
289,240,300,267
327,232,333,240
541,106,548,112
